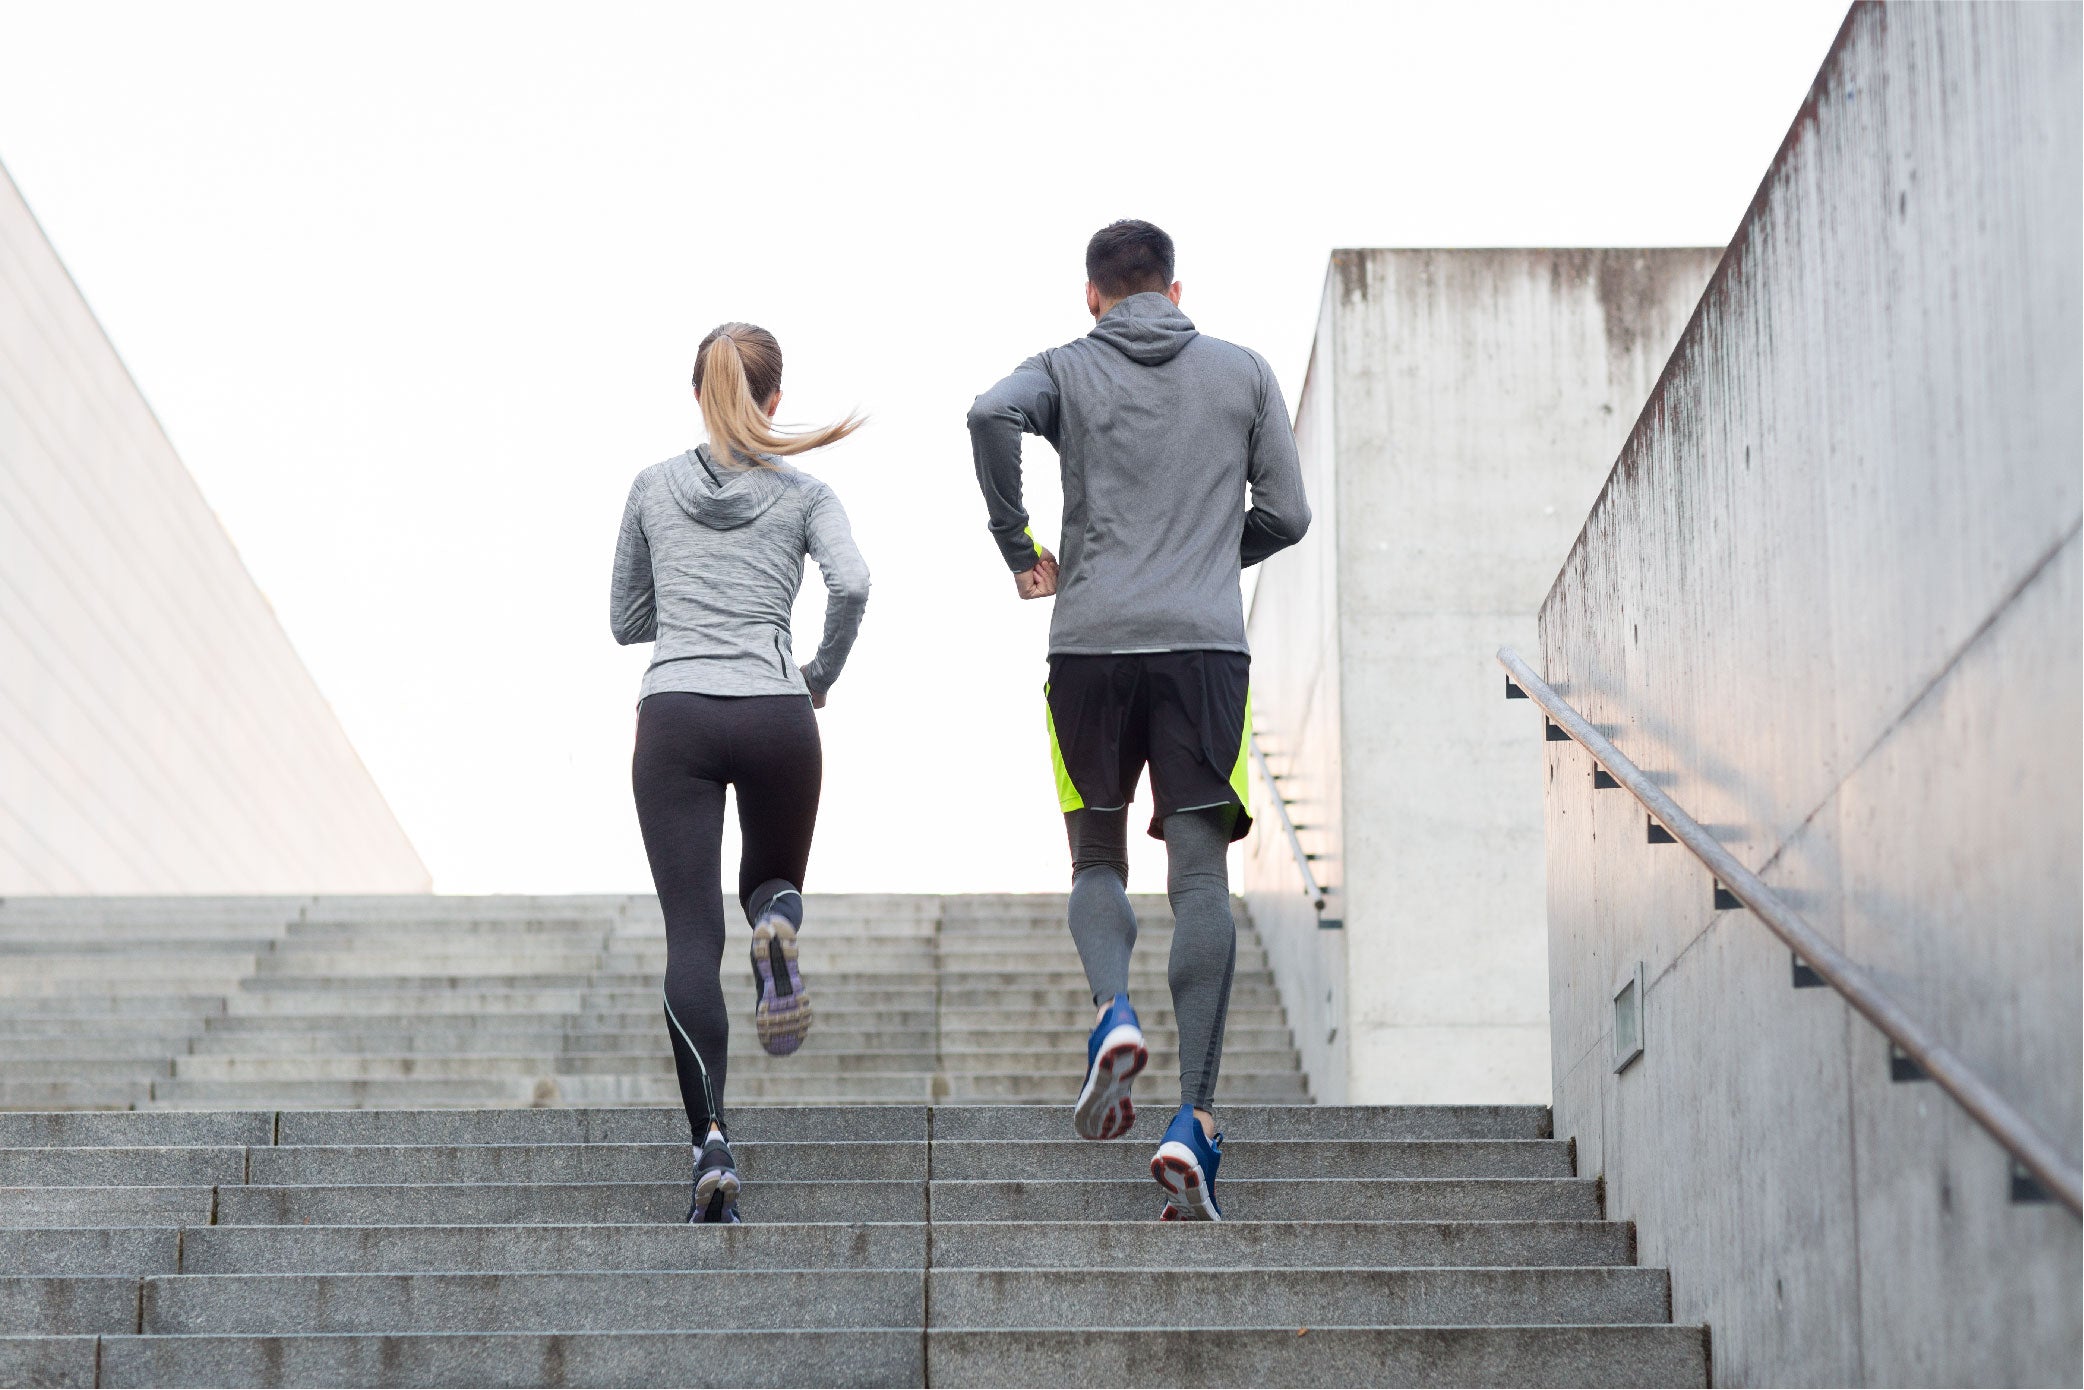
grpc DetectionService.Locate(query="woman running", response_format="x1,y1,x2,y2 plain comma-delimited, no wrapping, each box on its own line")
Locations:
609,322,868,1224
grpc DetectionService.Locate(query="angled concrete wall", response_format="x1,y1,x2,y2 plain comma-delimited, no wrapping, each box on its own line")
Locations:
1537,4,2081,1384
1245,247,1717,1104
0,162,429,893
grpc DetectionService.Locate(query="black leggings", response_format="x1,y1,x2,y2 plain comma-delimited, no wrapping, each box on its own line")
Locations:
632,691,822,1138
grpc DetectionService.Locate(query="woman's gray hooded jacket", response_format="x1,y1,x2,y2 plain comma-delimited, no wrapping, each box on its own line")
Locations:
610,446,869,699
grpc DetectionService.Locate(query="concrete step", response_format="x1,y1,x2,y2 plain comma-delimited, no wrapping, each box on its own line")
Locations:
0,1038,192,1060
221,991,592,1016
928,1178,1602,1222
196,1007,943,1034
242,1141,928,1185
179,1222,927,1274
0,1147,246,1187
182,1028,940,1056
216,1181,924,1226
0,1060,176,1082
272,1105,928,1146
0,1016,207,1038
0,977,243,998
939,1025,1295,1050
148,1075,949,1107
0,942,265,960
926,1325,1707,1388
165,1051,944,1081
75,1329,929,1387
930,1105,1550,1142
162,1218,1627,1275
937,1073,1310,1102
935,1047,1301,1075
936,1006,1290,1029
200,1176,1597,1226
253,953,621,977
553,1075,944,1104
138,1269,925,1333
148,1078,537,1107
927,1139,1569,1181
936,984,1283,1009
0,1275,142,1333
926,1265,1670,1328
930,1218,1633,1269
0,1228,180,1276
0,1113,274,1147
0,1188,216,1228
0,1105,1545,1147
0,1081,153,1111
1,1325,1709,1388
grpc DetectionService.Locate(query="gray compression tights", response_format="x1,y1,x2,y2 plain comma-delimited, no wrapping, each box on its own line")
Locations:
1066,806,1238,1112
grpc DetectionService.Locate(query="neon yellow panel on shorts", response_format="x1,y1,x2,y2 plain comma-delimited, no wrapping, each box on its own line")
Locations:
1228,687,1254,808
1044,683,1085,813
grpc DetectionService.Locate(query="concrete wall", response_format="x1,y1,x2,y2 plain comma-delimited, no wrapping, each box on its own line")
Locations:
0,162,430,894
1242,285,1348,1098
1537,5,2081,1384
1246,247,1717,1104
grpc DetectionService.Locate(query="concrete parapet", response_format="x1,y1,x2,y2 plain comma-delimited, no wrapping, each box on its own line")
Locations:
1244,248,1717,1105
1536,3,2081,1382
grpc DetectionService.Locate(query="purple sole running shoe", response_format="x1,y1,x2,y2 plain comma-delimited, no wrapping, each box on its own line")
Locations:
751,916,813,1056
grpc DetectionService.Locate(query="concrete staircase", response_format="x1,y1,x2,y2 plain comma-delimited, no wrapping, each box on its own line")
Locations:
0,896,1708,1385
0,1103,1705,1387
0,896,1307,1111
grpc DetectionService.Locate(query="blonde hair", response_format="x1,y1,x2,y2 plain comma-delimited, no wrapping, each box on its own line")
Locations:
692,323,862,468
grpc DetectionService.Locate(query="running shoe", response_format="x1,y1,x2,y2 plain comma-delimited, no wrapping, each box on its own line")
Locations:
1150,1106,1223,1220
750,912,812,1056
1073,993,1148,1140
688,1129,741,1224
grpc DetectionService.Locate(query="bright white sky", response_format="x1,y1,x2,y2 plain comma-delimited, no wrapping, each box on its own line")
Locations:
0,1,1847,894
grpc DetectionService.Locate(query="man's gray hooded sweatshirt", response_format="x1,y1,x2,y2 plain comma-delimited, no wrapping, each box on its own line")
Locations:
610,445,869,699
967,292,1310,655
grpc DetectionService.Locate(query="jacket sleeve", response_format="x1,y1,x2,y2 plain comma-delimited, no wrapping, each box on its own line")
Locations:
800,482,872,696
608,475,657,644
966,354,1059,573
1240,354,1312,568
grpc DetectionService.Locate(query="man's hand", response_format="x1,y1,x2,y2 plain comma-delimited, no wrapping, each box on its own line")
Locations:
1016,548,1060,600
800,667,827,710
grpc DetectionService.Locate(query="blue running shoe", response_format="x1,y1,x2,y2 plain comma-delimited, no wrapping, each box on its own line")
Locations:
1073,993,1148,1140
688,1129,741,1223
750,913,812,1056
1150,1106,1223,1220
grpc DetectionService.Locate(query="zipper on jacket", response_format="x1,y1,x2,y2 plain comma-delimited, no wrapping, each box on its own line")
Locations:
774,633,790,677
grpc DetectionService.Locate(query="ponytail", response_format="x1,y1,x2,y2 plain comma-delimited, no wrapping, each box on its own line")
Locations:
694,323,861,468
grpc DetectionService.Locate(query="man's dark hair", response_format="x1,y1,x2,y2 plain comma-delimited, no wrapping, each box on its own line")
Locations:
1085,219,1175,299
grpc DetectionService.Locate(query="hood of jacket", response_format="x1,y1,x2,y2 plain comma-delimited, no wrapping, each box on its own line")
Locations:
1088,292,1198,365
664,445,789,530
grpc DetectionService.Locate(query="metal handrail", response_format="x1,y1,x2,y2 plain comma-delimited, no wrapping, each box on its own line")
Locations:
1499,645,2082,1217
1249,733,1328,914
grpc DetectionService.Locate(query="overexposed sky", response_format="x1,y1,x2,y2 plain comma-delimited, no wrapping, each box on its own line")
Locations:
0,1,1847,894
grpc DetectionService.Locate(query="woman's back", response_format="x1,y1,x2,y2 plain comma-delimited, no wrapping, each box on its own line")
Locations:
610,445,869,701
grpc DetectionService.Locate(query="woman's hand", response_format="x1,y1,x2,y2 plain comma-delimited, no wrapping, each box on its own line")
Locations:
800,667,827,709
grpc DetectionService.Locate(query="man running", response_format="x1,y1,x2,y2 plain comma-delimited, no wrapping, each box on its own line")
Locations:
966,219,1310,1219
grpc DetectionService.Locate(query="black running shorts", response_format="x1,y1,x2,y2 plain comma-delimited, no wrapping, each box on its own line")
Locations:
1044,651,1253,842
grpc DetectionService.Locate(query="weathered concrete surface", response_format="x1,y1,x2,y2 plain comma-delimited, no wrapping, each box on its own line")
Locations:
1245,248,1718,1104
0,162,428,893
0,1102,1704,1387
1538,4,2082,1384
